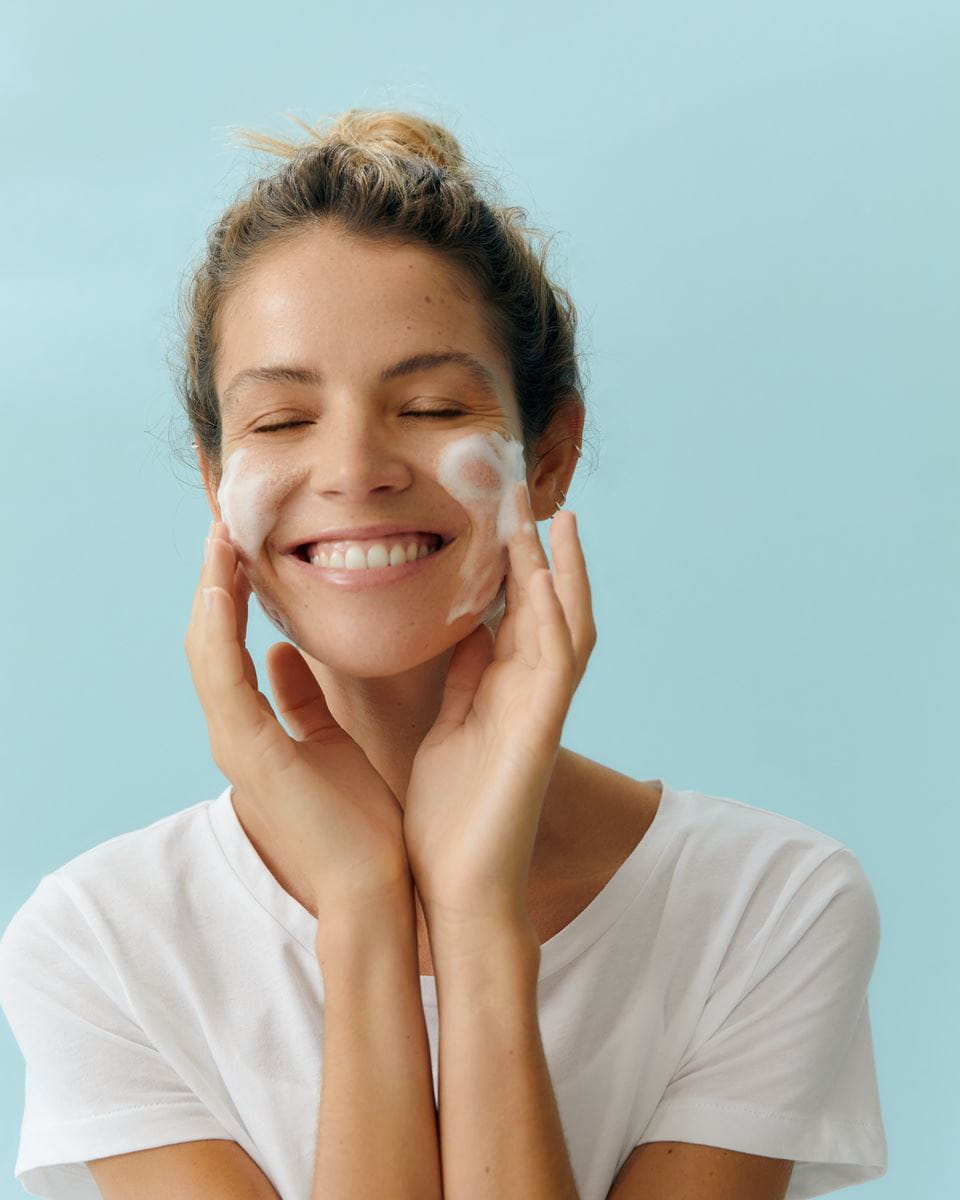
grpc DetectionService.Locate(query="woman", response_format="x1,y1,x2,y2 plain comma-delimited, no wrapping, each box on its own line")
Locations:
0,109,886,1200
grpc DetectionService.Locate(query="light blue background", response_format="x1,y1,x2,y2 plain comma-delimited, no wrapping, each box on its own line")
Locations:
1,2,956,1195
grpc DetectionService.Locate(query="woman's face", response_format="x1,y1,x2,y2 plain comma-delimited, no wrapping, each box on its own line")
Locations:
207,222,530,677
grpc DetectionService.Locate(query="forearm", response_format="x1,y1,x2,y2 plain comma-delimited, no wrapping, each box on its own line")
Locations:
312,874,442,1200
430,919,580,1200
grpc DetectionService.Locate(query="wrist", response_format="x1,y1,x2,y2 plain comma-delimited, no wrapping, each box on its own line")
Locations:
315,872,418,964
423,903,540,974
431,925,541,1002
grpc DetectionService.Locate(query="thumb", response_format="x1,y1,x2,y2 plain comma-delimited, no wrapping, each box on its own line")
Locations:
432,622,495,734
264,642,344,744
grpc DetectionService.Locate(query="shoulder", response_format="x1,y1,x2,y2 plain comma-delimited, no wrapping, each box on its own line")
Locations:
2,796,219,960
550,748,850,871
649,782,880,971
57,796,215,884
551,752,871,919
664,779,855,879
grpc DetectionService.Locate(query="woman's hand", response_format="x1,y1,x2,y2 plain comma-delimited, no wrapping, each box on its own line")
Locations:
184,520,410,916
402,483,597,937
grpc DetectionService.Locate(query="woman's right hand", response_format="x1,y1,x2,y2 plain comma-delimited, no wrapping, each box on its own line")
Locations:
184,519,410,916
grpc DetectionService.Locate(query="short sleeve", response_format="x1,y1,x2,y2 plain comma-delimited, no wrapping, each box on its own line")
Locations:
0,875,233,1199
637,847,887,1200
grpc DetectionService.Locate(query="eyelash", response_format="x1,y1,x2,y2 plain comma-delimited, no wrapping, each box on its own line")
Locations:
253,410,465,433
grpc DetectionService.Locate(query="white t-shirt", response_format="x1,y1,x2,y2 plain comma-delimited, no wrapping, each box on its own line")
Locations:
0,780,887,1200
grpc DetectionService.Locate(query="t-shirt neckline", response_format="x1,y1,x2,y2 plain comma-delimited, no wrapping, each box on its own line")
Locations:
207,778,677,1007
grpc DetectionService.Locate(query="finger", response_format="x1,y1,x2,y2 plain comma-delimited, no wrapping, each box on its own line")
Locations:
512,570,542,671
430,623,495,735
186,522,245,691
184,520,222,690
493,564,517,661
504,483,547,666
529,568,576,674
265,642,345,744
528,569,578,730
506,482,550,597
208,524,258,693
490,527,523,664
490,482,548,664
228,556,259,693
234,559,252,645
201,537,286,758
546,510,597,684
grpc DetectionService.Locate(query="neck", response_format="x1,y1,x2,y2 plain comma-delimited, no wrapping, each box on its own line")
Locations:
301,645,458,805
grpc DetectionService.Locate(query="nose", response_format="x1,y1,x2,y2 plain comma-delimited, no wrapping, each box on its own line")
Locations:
305,409,414,503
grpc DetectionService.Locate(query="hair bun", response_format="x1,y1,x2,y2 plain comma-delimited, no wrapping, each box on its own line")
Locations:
229,107,466,174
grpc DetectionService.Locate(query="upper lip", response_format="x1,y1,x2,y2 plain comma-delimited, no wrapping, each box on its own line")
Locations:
283,523,454,554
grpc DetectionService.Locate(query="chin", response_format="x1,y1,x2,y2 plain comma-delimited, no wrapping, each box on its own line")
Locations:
252,574,506,677
292,633,456,680
277,606,475,675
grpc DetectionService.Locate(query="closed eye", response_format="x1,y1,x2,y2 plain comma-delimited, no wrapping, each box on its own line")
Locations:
404,409,464,419
254,411,464,433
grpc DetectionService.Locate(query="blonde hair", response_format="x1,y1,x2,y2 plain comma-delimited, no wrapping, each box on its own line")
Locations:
172,107,589,480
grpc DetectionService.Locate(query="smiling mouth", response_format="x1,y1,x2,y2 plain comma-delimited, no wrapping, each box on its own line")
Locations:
292,533,454,572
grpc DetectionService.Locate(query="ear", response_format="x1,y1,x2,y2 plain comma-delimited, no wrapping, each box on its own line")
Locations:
195,445,224,524
526,399,585,522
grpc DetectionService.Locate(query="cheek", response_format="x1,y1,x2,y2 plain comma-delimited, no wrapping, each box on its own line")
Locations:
435,431,525,528
460,456,507,494
259,595,297,641
216,447,307,559
434,432,525,626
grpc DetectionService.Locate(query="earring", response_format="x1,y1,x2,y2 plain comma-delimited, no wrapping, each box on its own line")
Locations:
554,489,567,514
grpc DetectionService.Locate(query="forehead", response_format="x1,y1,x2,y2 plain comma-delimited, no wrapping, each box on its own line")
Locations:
214,224,508,396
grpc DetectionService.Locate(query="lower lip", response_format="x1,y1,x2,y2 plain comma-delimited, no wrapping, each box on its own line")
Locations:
286,539,455,590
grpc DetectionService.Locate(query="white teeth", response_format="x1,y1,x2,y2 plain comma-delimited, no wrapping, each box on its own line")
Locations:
308,538,441,570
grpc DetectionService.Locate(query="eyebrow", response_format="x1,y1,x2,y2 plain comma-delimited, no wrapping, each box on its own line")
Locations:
220,350,500,410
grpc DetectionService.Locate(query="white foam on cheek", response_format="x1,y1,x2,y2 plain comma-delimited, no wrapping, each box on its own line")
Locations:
216,447,307,643
216,447,304,560
436,431,528,625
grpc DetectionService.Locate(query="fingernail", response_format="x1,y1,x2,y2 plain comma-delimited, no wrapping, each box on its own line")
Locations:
203,587,214,613
204,536,211,563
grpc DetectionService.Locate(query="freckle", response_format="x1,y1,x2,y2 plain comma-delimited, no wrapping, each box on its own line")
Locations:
424,294,432,303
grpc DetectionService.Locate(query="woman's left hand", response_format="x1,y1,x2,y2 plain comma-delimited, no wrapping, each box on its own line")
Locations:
402,481,596,940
